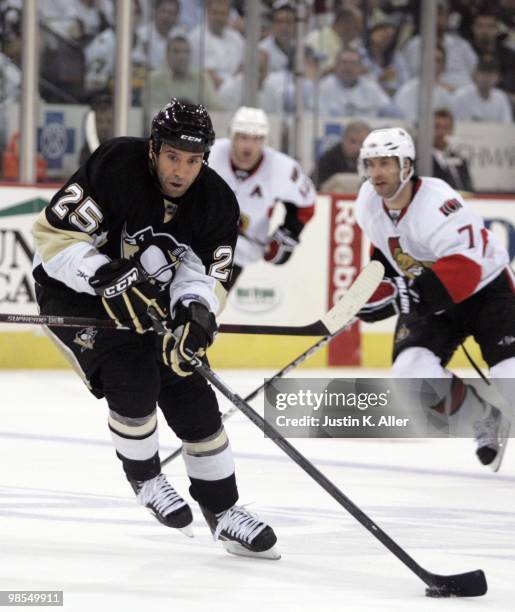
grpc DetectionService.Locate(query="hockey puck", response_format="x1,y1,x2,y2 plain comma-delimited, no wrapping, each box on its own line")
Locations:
425,586,455,598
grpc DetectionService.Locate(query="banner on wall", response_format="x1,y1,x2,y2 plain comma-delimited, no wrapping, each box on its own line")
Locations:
0,188,54,318
326,195,362,366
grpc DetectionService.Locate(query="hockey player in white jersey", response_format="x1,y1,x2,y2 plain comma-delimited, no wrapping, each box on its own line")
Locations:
209,106,316,289
355,127,514,470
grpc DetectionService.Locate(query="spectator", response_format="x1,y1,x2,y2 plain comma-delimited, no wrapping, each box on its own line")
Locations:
469,10,515,108
394,45,454,122
312,120,371,190
305,7,366,73
431,108,474,192
79,93,114,165
145,33,222,112
0,49,21,150
361,17,410,97
402,0,478,91
0,49,20,103
0,0,22,59
495,0,515,51
188,0,244,89
381,0,418,50
217,50,268,112
177,0,202,30
39,0,111,45
258,0,295,72
318,48,391,117
261,45,323,114
451,59,513,123
68,0,112,44
84,0,145,103
134,0,181,70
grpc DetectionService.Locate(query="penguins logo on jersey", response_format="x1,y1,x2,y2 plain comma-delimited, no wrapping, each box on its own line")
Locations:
121,225,187,285
394,323,410,344
74,327,97,352
388,237,433,280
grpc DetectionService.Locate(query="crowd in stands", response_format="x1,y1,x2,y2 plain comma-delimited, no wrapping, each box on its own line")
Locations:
0,0,513,120
0,0,514,185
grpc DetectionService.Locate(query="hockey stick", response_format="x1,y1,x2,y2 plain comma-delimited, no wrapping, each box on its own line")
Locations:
160,318,357,468
160,261,383,468
153,262,486,595
461,344,491,386
0,313,352,336
191,359,487,597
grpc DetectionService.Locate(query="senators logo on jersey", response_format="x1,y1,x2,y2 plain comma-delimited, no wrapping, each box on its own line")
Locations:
439,198,463,217
388,237,433,279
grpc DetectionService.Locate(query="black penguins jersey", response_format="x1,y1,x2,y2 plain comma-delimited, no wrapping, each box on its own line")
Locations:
32,137,239,315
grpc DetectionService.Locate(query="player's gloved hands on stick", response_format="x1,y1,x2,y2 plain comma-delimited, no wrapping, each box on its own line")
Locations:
90,258,167,334
358,276,420,323
264,227,299,265
161,301,217,377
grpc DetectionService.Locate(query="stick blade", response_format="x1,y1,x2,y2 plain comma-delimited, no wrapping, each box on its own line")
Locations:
425,569,487,598
322,260,385,335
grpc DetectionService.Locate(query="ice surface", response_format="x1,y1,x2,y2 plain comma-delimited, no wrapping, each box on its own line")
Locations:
1,369,514,612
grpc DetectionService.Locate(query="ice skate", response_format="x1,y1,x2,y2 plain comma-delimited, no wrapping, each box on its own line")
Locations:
130,473,194,536
473,402,511,472
201,504,280,559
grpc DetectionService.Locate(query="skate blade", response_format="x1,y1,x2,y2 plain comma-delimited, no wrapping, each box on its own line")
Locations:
222,541,281,560
488,418,511,473
180,524,194,538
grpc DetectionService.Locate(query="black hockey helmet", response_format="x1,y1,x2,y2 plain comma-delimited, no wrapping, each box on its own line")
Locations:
150,98,215,156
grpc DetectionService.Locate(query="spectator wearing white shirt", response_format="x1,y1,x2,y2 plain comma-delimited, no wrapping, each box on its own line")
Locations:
361,18,410,98
258,0,295,73
0,50,21,102
402,0,478,91
39,0,111,45
261,45,323,114
218,50,268,112
305,7,366,74
394,45,454,122
188,0,244,89
134,0,181,70
0,50,21,149
451,59,513,123
319,48,391,118
69,0,112,43
84,0,145,98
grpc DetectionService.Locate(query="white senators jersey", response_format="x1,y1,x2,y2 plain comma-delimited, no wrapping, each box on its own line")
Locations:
209,138,316,266
355,177,510,304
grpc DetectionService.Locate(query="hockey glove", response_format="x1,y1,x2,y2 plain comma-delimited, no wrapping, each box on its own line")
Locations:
162,301,217,377
264,227,299,265
358,277,420,323
89,258,167,334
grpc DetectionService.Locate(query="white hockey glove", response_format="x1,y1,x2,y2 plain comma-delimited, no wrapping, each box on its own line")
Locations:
264,227,299,265
358,277,420,322
161,301,218,377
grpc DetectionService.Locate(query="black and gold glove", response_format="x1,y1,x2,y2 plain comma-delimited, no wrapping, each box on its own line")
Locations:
161,301,217,377
89,258,167,334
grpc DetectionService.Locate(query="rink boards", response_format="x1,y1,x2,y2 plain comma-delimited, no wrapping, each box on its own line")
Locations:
0,184,513,369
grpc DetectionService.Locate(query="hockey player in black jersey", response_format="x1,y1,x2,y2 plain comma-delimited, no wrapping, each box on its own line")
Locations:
31,98,279,559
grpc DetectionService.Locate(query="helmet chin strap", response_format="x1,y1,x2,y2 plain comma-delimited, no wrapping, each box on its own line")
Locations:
380,161,414,204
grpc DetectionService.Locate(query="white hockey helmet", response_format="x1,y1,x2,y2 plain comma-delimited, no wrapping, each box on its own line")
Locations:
359,127,416,195
230,106,269,138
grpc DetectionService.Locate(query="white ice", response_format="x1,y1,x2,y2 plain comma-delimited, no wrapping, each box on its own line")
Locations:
1,369,514,612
